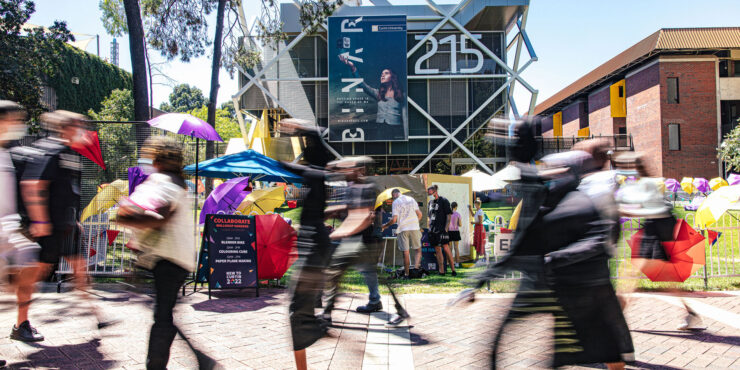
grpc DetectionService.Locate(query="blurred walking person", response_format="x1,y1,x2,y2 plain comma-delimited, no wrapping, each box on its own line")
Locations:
614,152,706,331
381,188,422,278
117,136,213,370
321,158,411,327
0,101,41,346
278,119,335,370
20,110,115,334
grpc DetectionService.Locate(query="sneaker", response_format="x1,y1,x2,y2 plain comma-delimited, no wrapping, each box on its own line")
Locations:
677,312,706,331
10,321,44,342
447,288,476,307
451,271,457,277
385,314,406,328
356,302,383,313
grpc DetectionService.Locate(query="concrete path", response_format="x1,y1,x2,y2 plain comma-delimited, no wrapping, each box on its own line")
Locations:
0,284,738,369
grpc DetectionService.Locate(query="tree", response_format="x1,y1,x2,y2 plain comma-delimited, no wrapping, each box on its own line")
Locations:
100,0,149,147
159,83,206,113
220,101,235,119
88,89,137,184
189,105,241,141
0,0,73,120
718,118,740,173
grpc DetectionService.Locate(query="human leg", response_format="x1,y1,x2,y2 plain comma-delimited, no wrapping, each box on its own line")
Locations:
397,231,411,276
147,260,188,370
442,244,456,273
434,246,444,274
15,265,39,327
402,250,410,276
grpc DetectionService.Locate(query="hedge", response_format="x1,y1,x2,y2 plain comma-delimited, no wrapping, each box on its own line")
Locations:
48,44,132,114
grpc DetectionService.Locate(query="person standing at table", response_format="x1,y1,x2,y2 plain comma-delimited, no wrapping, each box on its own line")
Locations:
468,199,486,264
427,185,457,276
448,202,463,266
382,188,422,278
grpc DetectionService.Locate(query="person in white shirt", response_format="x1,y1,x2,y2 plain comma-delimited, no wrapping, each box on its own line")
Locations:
0,101,42,346
382,189,422,278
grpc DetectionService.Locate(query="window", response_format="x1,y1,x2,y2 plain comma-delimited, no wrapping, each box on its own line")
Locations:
734,61,740,77
668,124,681,150
618,85,624,98
667,77,679,104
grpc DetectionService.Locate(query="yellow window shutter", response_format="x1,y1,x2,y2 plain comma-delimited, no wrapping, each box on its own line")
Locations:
577,127,590,137
610,80,626,117
553,111,563,137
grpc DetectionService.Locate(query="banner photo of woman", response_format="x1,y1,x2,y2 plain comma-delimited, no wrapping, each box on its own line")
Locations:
328,15,408,142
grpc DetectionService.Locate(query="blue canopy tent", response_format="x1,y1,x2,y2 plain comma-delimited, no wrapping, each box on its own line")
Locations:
184,149,303,183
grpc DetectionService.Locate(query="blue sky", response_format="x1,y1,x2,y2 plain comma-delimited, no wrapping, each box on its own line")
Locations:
29,0,740,111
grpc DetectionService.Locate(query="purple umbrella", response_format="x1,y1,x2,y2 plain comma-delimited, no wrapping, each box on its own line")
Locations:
728,173,740,186
693,177,709,193
664,178,680,192
199,177,251,224
148,113,223,141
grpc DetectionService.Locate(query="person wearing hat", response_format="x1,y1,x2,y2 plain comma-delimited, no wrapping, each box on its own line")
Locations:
0,101,42,349
381,188,423,278
20,110,115,335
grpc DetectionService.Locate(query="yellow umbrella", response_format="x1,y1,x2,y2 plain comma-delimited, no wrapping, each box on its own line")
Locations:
680,177,695,194
236,187,285,215
81,179,128,222
709,177,728,191
695,185,740,228
375,187,410,209
508,200,523,231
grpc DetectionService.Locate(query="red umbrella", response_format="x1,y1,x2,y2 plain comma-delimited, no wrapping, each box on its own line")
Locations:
70,130,105,169
255,214,297,279
627,219,717,282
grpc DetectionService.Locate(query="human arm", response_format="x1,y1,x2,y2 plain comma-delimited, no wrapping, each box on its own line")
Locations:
381,215,398,231
21,179,52,237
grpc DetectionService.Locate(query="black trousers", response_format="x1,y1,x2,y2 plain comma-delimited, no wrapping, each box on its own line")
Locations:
147,260,188,370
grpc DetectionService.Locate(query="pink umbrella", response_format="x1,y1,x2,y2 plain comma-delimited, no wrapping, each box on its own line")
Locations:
728,173,740,186
664,178,680,192
693,178,709,193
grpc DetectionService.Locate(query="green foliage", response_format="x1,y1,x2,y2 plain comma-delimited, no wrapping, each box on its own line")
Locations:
99,0,128,37
88,89,137,184
188,105,241,140
718,120,740,172
0,0,74,120
160,84,206,113
220,100,236,119
144,0,213,62
49,44,132,115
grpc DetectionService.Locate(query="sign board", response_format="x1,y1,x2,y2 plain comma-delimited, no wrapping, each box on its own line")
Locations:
381,210,398,238
493,231,514,257
420,228,447,272
197,214,259,298
328,15,408,142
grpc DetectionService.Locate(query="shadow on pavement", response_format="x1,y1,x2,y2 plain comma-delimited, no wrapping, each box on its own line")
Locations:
633,329,740,346
10,338,117,369
189,290,283,313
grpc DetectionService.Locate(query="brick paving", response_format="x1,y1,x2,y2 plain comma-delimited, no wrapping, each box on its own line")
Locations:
0,284,738,369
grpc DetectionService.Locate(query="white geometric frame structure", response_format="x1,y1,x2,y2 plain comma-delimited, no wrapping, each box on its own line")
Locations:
232,0,538,175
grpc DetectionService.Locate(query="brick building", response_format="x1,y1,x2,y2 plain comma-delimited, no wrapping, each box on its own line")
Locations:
535,28,740,179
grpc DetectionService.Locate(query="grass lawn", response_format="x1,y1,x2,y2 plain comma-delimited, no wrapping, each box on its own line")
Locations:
266,202,740,294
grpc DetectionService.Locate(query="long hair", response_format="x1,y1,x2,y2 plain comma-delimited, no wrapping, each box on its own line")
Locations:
378,69,404,102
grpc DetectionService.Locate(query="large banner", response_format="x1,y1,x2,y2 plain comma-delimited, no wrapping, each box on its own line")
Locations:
328,15,408,142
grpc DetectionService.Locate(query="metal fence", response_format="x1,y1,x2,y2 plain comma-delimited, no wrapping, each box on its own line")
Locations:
32,123,228,277
484,213,740,285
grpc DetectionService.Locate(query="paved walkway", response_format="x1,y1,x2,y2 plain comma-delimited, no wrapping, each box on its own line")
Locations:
0,284,738,369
